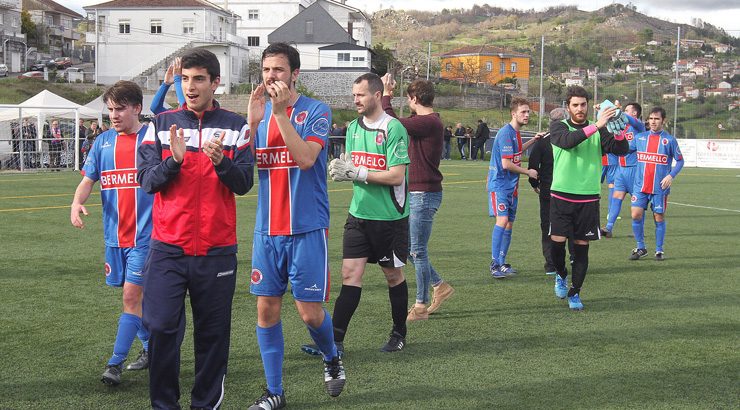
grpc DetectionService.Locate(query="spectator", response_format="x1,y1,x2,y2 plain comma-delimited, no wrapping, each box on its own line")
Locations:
442,125,453,160
22,118,37,169
471,119,490,161
454,123,467,160
77,119,87,169
47,120,63,171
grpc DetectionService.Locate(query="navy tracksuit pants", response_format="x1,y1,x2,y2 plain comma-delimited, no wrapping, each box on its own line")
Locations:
143,249,237,410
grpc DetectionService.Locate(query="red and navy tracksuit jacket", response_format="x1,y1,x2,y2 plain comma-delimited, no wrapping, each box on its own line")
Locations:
137,101,254,256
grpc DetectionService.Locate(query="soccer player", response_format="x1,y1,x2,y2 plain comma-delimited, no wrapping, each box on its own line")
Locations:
247,42,344,410
379,74,454,320
629,107,684,261
600,102,646,237
137,48,253,409
150,57,186,115
328,73,411,353
548,86,628,310
488,97,540,277
70,80,152,386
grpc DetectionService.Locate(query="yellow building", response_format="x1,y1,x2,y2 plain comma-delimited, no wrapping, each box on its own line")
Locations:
440,46,531,92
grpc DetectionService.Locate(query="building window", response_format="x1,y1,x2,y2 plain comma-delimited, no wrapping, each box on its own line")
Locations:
98,16,105,32
0,15,4,25
511,62,517,73
151,20,162,34
248,9,259,20
119,20,130,34
499,62,505,74
485,61,492,72
12,16,19,28
248,36,260,47
306,20,313,35
337,53,350,62
459,62,464,70
445,63,452,72
46,16,53,26
352,56,365,62
183,20,194,34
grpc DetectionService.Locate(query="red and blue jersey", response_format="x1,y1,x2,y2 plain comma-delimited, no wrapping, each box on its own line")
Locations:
254,95,331,236
487,123,522,194
632,130,684,195
82,127,153,248
617,116,647,167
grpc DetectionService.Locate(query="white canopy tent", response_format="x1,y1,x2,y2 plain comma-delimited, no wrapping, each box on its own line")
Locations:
85,94,161,117
0,90,103,171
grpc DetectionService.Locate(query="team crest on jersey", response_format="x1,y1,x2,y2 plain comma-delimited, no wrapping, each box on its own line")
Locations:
631,195,637,203
104,263,111,276
251,269,263,285
394,139,409,159
662,138,668,145
375,132,385,145
498,203,506,212
295,111,308,125
625,132,634,141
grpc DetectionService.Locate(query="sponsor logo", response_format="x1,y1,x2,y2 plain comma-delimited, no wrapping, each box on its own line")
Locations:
513,152,522,165
104,263,111,276
304,283,322,292
394,139,409,159
351,151,386,171
100,169,139,190
707,141,718,151
375,132,385,145
101,141,112,148
129,271,142,277
586,231,595,236
295,111,308,125
250,269,263,285
311,117,330,136
498,203,506,211
637,152,668,165
378,256,390,262
216,269,234,278
256,147,298,169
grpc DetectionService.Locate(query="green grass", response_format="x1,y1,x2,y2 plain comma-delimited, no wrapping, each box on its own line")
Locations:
1,165,739,409
0,78,103,105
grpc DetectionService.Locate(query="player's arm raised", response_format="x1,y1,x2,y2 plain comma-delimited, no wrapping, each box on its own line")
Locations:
269,81,322,170
70,177,96,229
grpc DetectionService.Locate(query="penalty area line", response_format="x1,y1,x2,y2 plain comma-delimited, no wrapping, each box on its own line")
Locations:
668,201,740,214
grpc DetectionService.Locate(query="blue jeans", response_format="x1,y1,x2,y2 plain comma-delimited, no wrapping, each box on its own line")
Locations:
442,140,451,159
409,191,443,304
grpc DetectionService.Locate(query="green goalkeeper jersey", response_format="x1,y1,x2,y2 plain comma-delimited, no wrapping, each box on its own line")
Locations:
344,112,410,221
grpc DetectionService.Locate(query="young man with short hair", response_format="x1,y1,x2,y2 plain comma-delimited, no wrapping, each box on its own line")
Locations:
137,48,254,409
629,107,684,261
548,86,628,310
380,75,454,320
247,43,344,410
70,80,152,386
600,102,646,237
328,72,411,352
488,97,541,277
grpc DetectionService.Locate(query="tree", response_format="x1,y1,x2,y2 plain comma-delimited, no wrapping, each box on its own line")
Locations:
371,43,395,76
639,29,653,43
21,10,37,45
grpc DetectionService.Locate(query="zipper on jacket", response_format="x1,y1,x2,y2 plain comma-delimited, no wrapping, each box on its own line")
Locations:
195,115,203,256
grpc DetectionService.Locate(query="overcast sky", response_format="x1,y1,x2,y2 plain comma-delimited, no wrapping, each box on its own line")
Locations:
64,0,739,35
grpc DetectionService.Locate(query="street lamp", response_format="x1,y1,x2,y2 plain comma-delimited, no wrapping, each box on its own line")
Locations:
399,65,415,117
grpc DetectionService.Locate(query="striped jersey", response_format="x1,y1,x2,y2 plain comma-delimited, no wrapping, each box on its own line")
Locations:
254,95,331,235
631,130,683,194
487,123,522,194
345,113,410,221
82,127,153,248
617,116,647,167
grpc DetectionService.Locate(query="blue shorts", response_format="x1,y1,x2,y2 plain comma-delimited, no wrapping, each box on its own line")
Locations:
614,167,636,193
250,229,330,302
631,191,669,214
104,246,149,287
601,165,618,185
488,190,518,222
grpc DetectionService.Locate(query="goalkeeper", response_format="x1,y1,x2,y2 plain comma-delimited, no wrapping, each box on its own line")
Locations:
326,73,411,353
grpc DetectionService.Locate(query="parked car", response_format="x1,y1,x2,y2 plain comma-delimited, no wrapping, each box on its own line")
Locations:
0,64,8,77
18,71,44,80
29,60,55,71
54,57,72,69
63,67,84,80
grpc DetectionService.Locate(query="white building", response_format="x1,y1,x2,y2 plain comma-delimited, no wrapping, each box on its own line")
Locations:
84,0,250,92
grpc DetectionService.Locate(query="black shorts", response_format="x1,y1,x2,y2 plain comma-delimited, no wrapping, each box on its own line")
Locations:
342,214,408,268
549,196,601,241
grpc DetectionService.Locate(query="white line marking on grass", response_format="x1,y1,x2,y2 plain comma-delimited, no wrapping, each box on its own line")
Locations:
669,202,740,214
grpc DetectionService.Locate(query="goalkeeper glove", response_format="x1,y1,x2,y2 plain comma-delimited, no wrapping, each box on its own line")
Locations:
606,113,628,135
328,153,368,183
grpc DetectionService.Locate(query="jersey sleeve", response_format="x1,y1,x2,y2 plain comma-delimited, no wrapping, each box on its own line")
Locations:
497,129,515,159
81,136,101,180
302,102,331,148
386,119,410,168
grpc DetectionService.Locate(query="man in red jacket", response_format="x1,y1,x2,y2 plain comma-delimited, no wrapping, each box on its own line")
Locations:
381,74,455,320
137,48,254,410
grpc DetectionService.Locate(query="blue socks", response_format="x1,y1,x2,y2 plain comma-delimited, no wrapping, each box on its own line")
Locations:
655,220,666,252
108,312,141,366
499,229,513,265
632,216,646,249
137,327,150,352
307,309,338,361
257,322,284,396
606,196,623,231
491,225,505,265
